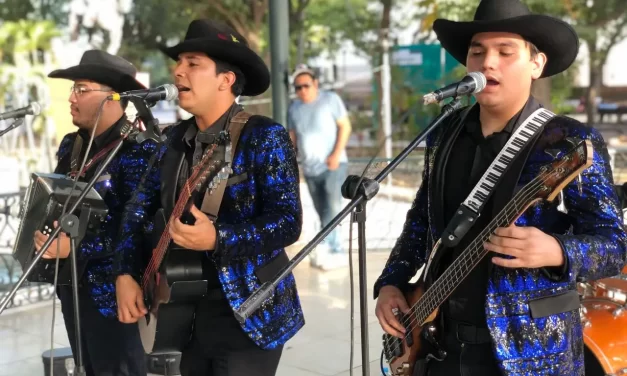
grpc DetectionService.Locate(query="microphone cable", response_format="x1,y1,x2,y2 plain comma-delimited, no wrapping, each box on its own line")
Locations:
48,97,108,376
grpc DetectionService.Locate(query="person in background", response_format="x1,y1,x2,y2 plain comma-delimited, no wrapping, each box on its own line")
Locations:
288,65,352,271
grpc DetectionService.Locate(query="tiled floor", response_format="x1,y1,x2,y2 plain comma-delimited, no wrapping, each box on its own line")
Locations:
0,251,394,376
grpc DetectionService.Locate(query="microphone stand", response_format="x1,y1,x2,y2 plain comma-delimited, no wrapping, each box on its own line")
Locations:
234,97,463,375
0,100,164,375
127,96,167,144
0,118,24,138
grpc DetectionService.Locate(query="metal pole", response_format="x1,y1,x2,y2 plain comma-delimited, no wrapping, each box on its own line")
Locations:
269,0,290,126
381,30,393,192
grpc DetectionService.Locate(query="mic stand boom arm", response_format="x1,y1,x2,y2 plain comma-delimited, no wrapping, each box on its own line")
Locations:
0,118,24,138
234,98,463,376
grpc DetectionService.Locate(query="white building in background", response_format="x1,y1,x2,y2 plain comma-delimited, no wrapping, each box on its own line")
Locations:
575,37,627,88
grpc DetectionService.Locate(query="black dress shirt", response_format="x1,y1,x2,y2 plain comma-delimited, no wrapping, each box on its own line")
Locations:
440,105,521,327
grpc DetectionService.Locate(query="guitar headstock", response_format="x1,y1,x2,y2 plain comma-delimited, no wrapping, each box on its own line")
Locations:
535,138,593,202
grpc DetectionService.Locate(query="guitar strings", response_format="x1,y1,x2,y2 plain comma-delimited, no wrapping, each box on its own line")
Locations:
383,155,577,356
384,156,577,355
382,162,560,353
141,143,219,288
383,164,559,354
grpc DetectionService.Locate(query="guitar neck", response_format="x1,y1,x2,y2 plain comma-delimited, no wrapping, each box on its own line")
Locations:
142,144,221,287
413,187,532,324
142,180,196,286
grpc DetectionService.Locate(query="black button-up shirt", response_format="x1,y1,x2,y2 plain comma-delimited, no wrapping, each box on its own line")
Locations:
441,105,520,327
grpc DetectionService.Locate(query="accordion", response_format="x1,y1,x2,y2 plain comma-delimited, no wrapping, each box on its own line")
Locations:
12,172,108,284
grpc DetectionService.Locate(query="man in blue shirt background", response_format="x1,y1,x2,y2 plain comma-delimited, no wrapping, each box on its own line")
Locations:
288,65,352,270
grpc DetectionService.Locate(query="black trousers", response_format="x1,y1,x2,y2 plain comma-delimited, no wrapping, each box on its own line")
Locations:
179,295,283,376
58,286,147,376
426,317,502,376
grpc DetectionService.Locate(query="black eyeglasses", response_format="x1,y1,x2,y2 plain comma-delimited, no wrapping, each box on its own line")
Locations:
294,84,311,91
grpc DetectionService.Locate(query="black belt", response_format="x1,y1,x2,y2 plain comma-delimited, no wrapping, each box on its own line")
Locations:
444,317,492,345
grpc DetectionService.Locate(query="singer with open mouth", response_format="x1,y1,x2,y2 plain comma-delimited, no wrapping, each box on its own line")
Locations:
38,49,162,376
123,19,304,376
374,0,626,375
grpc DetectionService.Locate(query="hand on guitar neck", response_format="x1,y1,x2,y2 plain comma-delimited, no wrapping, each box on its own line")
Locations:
485,224,565,268
169,204,217,251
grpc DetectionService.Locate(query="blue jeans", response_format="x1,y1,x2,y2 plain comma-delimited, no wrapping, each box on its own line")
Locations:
304,163,347,253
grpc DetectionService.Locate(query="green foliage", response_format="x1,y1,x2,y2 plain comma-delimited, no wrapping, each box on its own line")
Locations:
289,0,379,68
0,0,70,25
413,0,627,109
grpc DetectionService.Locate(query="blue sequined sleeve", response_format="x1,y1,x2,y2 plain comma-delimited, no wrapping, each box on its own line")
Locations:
373,148,431,299
112,140,163,278
214,123,302,260
552,128,627,282
55,133,76,165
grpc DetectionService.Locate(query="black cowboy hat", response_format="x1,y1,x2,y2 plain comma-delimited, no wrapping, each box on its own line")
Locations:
158,19,270,97
433,0,579,78
48,49,146,92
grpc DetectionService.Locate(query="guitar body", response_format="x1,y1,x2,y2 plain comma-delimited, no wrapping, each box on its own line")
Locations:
384,271,446,376
139,208,208,354
382,139,594,376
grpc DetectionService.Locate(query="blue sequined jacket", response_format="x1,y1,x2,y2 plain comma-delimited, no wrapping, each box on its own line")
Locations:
159,115,304,350
55,124,161,318
374,109,627,375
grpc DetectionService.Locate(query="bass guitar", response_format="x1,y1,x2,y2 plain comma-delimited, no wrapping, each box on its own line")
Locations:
139,142,224,354
382,138,593,376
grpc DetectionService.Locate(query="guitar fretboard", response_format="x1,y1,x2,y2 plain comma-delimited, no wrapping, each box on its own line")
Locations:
414,176,540,325
464,108,554,212
142,144,219,288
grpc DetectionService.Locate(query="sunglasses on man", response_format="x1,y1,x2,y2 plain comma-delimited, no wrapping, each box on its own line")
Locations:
294,84,311,91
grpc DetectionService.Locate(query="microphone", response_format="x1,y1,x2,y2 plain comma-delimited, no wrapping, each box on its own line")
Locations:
423,72,486,105
0,102,41,121
108,84,178,103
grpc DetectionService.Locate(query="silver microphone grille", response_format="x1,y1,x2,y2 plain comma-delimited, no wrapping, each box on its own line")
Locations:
467,72,487,94
29,102,41,116
162,84,179,101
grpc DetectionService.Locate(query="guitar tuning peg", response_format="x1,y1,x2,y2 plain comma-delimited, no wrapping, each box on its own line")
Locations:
557,191,568,214
545,149,561,159
576,174,583,195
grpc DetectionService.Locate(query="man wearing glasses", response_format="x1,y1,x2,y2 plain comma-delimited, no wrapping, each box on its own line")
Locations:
34,49,161,376
287,65,352,271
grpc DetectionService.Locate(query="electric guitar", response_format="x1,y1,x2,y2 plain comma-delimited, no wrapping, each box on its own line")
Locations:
138,143,224,354
382,138,594,376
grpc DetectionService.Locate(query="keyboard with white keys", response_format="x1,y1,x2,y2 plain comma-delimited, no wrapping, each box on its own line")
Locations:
464,108,555,213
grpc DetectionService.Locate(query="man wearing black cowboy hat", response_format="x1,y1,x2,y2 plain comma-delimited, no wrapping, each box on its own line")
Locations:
124,19,303,376
374,1,626,375
37,49,162,376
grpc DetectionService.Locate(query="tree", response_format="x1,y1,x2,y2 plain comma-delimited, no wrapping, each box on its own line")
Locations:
287,0,379,70
416,0,627,123
0,0,70,25
561,0,627,124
